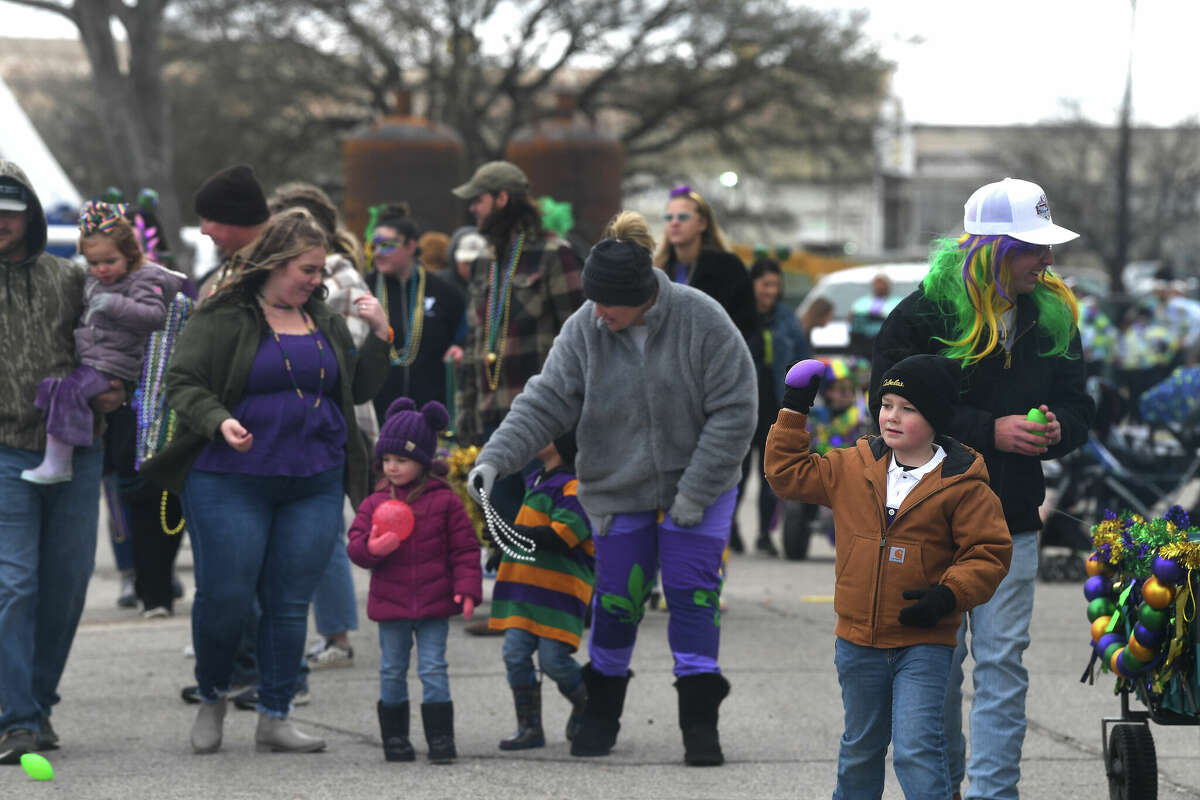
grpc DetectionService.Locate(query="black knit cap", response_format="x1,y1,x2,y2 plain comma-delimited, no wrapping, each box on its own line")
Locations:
193,164,270,226
583,238,656,307
877,354,962,434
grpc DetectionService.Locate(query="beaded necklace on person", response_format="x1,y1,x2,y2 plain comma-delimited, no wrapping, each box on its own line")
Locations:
483,231,526,391
260,296,325,408
375,264,426,366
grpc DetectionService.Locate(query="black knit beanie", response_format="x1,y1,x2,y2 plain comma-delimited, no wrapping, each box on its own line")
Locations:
193,164,270,226
583,238,656,307
877,354,962,434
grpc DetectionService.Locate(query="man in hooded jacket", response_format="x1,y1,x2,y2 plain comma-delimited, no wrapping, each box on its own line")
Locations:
0,160,124,763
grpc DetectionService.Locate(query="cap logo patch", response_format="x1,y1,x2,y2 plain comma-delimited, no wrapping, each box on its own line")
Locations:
1035,194,1051,221
405,441,416,452
882,377,904,388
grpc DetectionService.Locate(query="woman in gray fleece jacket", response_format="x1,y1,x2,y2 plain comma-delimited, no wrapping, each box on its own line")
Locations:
468,212,756,766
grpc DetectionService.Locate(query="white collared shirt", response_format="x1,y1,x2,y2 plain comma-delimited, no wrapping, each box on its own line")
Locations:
885,444,947,522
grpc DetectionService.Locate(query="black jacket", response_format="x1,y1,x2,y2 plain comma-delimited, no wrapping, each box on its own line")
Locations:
870,288,1095,535
675,250,759,340
368,267,466,420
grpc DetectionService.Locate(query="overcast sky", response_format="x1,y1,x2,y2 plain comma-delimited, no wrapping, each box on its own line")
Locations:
2,0,1192,127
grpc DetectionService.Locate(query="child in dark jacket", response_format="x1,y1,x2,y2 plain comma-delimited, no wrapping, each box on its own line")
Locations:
764,354,1012,800
487,429,595,751
347,398,482,764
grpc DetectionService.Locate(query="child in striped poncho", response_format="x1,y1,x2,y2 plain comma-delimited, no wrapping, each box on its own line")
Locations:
487,430,594,751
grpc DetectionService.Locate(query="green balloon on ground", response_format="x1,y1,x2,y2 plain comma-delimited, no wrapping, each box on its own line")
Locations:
1138,602,1169,630
1088,597,1117,621
20,752,53,781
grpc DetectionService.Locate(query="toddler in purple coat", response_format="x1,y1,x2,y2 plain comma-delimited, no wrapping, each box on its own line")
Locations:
347,397,482,764
22,201,182,484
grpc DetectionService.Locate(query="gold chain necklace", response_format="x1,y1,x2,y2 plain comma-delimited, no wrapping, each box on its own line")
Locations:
377,266,426,366
483,233,525,391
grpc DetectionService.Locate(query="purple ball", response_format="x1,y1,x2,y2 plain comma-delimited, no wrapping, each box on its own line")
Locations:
1083,574,1113,602
785,359,827,389
1153,555,1186,586
1133,623,1164,648
1095,632,1123,657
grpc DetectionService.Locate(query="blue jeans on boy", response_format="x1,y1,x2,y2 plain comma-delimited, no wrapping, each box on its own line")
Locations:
502,628,582,691
181,467,343,717
311,525,358,637
944,530,1038,800
0,443,103,734
379,618,450,705
833,637,953,800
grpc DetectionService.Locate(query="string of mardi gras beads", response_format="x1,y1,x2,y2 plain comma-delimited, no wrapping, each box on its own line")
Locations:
267,307,326,409
477,485,536,562
483,232,526,391
159,413,185,535
135,295,191,467
376,266,426,366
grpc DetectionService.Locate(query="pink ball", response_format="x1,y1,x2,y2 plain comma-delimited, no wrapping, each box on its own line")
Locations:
373,500,414,541
785,359,827,389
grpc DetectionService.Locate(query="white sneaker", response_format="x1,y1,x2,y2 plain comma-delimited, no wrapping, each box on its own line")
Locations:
293,690,311,707
142,606,172,619
307,640,353,669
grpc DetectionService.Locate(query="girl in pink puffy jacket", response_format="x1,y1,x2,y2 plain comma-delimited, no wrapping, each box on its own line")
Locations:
347,397,481,765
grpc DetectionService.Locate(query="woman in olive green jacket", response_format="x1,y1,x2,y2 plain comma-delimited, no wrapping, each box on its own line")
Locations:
142,209,389,755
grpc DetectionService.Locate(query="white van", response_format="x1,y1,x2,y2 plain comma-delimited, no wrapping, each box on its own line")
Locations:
46,223,217,279
796,262,930,352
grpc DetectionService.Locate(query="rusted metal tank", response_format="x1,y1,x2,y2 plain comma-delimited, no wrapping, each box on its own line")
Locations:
505,93,624,245
342,91,466,239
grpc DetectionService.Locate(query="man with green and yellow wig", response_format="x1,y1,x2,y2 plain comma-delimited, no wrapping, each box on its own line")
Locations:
869,178,1095,800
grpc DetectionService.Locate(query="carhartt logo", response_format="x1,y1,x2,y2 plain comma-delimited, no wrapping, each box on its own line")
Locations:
889,546,906,563
882,378,904,388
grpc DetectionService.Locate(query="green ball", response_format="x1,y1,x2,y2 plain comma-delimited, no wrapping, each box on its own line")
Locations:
1121,649,1148,670
1088,597,1117,621
1027,407,1048,436
1103,641,1124,663
1138,602,1169,630
20,752,53,781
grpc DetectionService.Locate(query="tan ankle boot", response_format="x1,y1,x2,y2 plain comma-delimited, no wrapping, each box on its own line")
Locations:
191,699,227,754
255,714,326,753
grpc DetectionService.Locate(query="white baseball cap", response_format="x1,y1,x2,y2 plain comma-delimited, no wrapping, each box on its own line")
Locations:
963,177,1079,245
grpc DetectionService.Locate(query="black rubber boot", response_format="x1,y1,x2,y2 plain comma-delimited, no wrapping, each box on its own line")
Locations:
675,672,731,766
421,701,456,764
559,679,588,741
377,700,415,762
570,663,631,757
499,684,545,750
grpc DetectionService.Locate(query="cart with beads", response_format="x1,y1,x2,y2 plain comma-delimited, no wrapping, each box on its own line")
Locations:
1082,506,1200,800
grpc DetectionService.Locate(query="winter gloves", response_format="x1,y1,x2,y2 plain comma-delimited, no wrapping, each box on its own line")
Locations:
898,584,957,628
514,524,571,554
668,494,705,528
467,463,498,503
781,375,822,415
367,525,402,557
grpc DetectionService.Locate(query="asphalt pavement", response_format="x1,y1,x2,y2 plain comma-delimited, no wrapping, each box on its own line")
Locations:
5,472,1200,799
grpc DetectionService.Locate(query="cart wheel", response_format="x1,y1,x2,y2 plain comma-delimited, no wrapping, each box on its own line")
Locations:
782,503,811,561
1106,723,1157,800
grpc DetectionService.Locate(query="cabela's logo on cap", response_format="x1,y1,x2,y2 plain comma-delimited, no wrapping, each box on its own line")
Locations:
881,377,904,388
1035,194,1051,221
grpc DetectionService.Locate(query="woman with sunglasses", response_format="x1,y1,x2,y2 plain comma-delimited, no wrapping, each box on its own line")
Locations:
653,186,757,340
363,203,467,423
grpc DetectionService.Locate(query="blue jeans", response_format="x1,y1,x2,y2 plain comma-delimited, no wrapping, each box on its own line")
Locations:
379,618,450,705
0,443,103,733
310,525,358,636
181,467,343,716
945,530,1038,800
502,627,582,691
833,637,953,800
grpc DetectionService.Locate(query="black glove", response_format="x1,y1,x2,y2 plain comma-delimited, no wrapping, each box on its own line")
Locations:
485,545,502,573
515,524,571,554
781,374,822,414
898,585,957,628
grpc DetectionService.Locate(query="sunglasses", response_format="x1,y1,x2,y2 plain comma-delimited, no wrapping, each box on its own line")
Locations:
1013,242,1052,258
663,212,694,223
372,237,405,254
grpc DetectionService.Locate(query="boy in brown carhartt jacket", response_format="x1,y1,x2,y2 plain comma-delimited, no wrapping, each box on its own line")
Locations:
764,354,1010,799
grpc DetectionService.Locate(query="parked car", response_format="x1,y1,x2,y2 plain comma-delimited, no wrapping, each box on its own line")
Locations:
795,262,930,355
